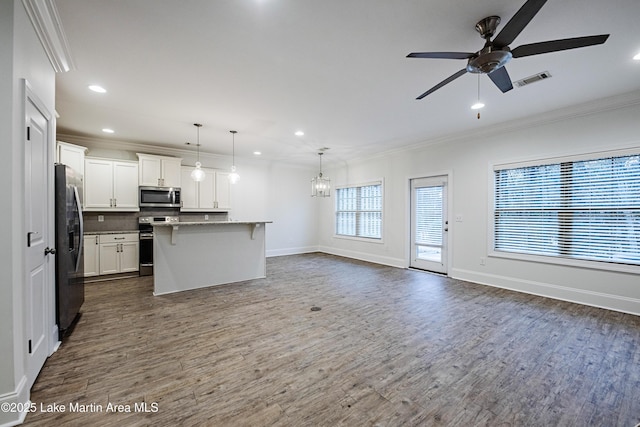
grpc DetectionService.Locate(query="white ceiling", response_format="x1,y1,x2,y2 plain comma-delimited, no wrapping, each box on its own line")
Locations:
54,0,640,166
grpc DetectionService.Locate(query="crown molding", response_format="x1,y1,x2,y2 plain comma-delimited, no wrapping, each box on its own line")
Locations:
347,89,640,167
56,133,227,160
22,0,75,72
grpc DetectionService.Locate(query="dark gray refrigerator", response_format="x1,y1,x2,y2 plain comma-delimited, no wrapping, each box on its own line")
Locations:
54,163,84,338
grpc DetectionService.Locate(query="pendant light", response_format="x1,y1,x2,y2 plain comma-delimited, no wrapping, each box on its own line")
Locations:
191,123,205,182
228,130,240,184
311,152,330,197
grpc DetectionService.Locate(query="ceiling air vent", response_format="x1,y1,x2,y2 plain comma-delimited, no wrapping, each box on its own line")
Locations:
514,71,552,88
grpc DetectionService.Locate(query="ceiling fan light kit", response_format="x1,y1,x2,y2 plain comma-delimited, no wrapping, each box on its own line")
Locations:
408,0,610,100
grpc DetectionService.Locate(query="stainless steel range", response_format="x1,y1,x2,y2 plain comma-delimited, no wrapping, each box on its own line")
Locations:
138,216,179,276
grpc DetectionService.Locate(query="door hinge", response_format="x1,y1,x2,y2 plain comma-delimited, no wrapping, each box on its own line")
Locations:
28,339,32,354
27,126,30,141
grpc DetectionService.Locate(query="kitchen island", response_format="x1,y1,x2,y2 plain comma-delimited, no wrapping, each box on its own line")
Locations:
152,221,272,295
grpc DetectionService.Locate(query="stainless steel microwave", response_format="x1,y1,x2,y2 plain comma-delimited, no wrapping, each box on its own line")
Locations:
139,186,181,208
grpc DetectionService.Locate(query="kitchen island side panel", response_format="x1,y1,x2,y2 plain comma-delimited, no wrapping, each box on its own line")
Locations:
153,222,267,295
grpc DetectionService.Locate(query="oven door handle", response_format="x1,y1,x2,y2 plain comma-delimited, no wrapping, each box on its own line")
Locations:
139,233,154,240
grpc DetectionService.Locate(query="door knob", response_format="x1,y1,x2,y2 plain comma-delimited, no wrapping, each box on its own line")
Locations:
44,247,56,255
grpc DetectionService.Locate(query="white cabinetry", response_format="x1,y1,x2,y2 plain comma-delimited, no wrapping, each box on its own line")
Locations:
137,153,182,187
84,158,139,211
83,234,100,277
180,166,231,211
98,233,139,275
57,141,87,176
215,171,231,210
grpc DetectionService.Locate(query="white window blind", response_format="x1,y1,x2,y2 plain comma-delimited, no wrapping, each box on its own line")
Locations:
336,183,382,239
415,186,443,246
494,153,640,266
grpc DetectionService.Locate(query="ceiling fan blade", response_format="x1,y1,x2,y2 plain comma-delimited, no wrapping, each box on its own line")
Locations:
487,66,513,93
511,34,610,58
407,52,475,60
493,0,548,48
416,69,468,100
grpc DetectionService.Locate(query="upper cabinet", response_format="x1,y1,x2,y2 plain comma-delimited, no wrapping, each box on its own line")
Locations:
214,171,231,210
137,153,182,188
57,141,87,177
84,158,139,211
180,166,231,212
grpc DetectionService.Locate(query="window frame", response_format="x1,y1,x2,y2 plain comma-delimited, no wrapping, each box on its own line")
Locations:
489,148,640,274
334,179,384,243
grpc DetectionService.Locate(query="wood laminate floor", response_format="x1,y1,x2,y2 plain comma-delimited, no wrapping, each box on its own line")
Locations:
25,253,640,426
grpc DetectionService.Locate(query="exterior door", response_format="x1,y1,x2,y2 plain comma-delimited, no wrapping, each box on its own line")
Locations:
410,176,448,273
25,89,52,388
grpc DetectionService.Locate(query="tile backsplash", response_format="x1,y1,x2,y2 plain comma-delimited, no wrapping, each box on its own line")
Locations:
82,210,229,232
83,212,139,232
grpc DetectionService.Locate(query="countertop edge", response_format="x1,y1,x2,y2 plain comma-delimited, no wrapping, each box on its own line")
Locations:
84,231,140,235
152,221,273,226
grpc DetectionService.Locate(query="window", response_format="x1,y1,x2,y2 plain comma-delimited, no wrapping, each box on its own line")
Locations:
493,151,640,268
336,182,383,239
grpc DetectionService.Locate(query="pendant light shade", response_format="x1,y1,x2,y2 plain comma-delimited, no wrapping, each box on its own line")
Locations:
311,152,330,197
191,123,205,182
228,130,240,184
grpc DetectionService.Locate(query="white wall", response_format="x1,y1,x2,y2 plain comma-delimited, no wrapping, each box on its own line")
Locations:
319,95,640,315
1,1,57,425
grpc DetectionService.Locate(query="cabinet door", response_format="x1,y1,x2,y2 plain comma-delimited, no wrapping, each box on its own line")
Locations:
215,171,231,210
199,169,216,209
119,241,139,273
162,159,182,188
113,161,139,209
85,158,114,209
180,167,199,209
99,242,120,275
139,156,162,186
83,235,100,277
57,142,86,177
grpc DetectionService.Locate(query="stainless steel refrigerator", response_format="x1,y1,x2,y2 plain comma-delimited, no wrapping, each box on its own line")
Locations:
54,163,84,338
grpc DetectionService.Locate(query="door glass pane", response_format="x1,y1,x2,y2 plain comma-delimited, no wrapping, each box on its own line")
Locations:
415,186,443,245
417,245,441,262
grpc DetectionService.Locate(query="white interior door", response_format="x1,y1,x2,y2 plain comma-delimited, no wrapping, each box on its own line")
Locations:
410,176,448,273
25,91,51,388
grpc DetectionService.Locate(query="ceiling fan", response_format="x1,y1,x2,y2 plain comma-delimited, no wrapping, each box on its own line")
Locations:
408,0,609,100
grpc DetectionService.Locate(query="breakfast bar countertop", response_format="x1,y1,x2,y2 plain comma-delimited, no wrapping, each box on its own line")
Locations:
152,220,272,226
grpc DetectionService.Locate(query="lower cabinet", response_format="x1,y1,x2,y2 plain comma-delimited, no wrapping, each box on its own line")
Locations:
99,233,139,275
84,233,139,277
83,235,100,277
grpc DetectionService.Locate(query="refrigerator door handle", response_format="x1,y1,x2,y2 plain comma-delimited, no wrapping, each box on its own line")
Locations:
73,185,84,273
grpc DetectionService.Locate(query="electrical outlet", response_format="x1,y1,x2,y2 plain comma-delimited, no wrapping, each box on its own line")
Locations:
455,214,463,222
204,214,209,220
480,257,486,266
98,215,104,222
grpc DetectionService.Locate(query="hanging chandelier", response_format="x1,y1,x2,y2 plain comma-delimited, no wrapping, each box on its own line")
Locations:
311,152,330,197
228,130,240,184
190,123,205,182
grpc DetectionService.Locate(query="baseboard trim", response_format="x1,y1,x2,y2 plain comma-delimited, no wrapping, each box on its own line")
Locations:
317,246,405,269
451,268,640,316
0,376,29,427
266,246,319,258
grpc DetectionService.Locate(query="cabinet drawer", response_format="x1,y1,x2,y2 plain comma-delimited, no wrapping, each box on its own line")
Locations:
98,233,139,244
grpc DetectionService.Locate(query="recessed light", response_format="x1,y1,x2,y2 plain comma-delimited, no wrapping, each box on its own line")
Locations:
633,52,640,61
89,85,107,93
471,102,485,110
295,131,304,137
253,151,262,156
102,128,114,134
